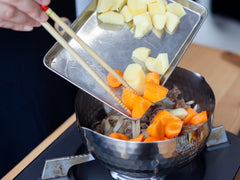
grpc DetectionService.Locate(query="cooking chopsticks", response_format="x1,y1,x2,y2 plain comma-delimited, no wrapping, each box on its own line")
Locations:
40,5,132,114
41,5,136,93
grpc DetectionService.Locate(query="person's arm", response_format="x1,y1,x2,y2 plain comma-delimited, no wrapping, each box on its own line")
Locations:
0,0,50,31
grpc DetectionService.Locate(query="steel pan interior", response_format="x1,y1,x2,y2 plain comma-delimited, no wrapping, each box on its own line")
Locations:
75,67,215,178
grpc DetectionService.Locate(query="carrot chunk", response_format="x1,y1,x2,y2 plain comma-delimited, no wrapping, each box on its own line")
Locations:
145,72,160,85
132,96,152,119
107,69,123,87
144,136,162,142
188,111,208,125
163,137,169,140
129,134,145,142
183,108,198,124
152,110,180,125
150,110,182,138
109,132,129,140
165,119,183,139
121,88,139,111
143,83,168,103
146,119,165,139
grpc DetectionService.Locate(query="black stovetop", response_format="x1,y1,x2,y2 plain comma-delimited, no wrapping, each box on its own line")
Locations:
15,122,240,180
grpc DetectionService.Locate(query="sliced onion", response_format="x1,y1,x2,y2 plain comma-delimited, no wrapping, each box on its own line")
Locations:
131,120,141,138
132,121,136,138
104,119,113,135
193,104,199,112
113,119,124,132
135,120,141,137
186,100,194,105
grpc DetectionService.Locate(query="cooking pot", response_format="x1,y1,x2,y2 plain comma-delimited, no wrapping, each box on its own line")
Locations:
75,67,215,179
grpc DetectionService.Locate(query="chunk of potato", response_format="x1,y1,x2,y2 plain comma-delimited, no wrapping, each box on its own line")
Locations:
152,14,167,30
123,63,146,95
167,3,186,18
132,47,151,66
98,12,124,25
156,53,169,74
111,0,127,11
133,12,152,39
165,12,180,34
120,5,133,22
148,2,166,17
97,0,116,13
145,53,169,75
158,0,168,6
128,0,147,16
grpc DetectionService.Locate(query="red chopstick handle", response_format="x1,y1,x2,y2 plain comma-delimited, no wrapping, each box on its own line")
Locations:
40,5,49,11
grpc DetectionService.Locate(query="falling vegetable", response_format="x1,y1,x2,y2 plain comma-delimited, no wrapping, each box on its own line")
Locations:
145,72,160,85
131,96,152,119
144,82,169,103
107,69,123,87
121,88,139,111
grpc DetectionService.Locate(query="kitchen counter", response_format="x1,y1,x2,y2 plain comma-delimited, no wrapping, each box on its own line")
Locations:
179,43,240,135
2,43,240,180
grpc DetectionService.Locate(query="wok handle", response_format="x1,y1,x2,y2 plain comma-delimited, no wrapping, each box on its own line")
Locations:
41,154,95,179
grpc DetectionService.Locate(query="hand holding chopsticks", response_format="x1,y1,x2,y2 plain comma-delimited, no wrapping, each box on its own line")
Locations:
40,5,132,114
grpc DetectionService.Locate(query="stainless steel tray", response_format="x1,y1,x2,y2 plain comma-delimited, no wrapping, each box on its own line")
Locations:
44,0,207,117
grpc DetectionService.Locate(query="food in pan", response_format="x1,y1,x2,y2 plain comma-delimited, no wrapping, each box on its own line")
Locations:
97,0,186,39
92,85,208,142
102,46,208,142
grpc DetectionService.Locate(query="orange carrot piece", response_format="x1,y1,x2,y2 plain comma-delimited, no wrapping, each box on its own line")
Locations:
165,119,183,139
129,134,145,142
132,96,152,119
143,83,168,103
121,88,139,111
109,132,129,140
188,111,208,125
145,72,160,85
183,108,198,124
146,119,165,139
152,110,180,125
107,69,123,87
144,136,162,142
163,137,169,140
151,110,182,138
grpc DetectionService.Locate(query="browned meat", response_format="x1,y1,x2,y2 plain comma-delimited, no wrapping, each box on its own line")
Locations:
175,99,191,109
167,85,181,101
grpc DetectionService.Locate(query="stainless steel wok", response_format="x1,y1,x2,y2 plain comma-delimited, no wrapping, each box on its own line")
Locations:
75,67,215,179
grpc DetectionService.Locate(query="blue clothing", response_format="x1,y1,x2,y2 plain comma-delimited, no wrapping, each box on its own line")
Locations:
0,0,77,177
